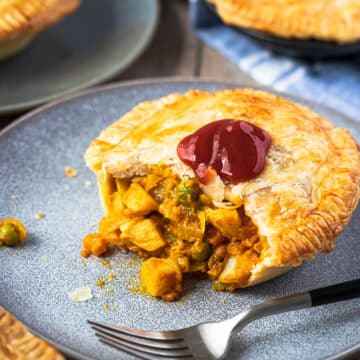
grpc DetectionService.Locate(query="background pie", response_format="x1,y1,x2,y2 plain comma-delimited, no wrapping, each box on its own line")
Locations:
0,0,80,60
209,0,360,43
0,308,64,359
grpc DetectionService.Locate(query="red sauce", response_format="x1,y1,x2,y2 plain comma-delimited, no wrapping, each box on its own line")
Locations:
177,119,272,184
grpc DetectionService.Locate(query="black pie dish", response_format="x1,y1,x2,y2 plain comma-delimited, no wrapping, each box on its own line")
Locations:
205,1,360,59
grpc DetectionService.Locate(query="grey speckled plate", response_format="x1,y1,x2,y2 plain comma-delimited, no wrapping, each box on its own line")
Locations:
0,0,159,115
0,79,359,360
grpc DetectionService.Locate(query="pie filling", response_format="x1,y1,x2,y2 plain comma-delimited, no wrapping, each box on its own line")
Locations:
82,166,267,301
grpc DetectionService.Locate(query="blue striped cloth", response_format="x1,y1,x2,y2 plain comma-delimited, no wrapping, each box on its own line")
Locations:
190,0,360,122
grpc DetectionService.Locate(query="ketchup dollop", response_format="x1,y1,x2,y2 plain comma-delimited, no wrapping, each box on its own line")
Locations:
177,119,272,184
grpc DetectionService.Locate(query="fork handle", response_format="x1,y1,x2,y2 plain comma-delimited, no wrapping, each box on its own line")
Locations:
309,278,360,306
230,279,360,331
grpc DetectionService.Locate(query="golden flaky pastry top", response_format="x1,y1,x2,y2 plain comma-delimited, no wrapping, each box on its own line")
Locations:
0,0,80,41
85,89,360,278
209,0,360,43
0,308,64,360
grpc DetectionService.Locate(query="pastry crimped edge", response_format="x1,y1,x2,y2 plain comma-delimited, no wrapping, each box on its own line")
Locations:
0,307,64,360
85,89,360,287
0,0,80,42
208,0,360,43
0,0,80,60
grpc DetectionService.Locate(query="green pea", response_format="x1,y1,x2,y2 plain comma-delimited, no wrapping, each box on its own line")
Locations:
175,180,199,206
0,223,21,246
165,231,177,243
191,241,212,261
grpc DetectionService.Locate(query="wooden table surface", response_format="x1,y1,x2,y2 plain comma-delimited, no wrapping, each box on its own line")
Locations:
1,1,359,359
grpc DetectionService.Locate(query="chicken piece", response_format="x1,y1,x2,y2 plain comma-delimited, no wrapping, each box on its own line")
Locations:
123,183,158,215
122,219,166,252
140,257,182,301
205,208,241,238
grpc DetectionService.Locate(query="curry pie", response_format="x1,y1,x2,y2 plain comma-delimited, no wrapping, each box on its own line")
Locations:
208,0,360,43
0,308,64,359
83,89,360,301
0,0,80,60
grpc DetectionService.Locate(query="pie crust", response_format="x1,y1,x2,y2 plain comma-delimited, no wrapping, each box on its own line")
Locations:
0,0,80,59
0,308,64,360
208,0,360,43
85,89,360,289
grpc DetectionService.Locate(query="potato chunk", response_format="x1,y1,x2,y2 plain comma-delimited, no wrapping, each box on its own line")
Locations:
123,183,158,215
140,257,182,301
205,208,241,238
81,233,108,257
218,250,258,286
112,192,125,213
111,179,129,212
122,219,166,252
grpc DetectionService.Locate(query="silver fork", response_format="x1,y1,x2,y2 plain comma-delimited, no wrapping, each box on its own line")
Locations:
89,279,360,360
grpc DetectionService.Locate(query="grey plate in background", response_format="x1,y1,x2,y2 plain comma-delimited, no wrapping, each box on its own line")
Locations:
0,79,359,360
0,0,159,115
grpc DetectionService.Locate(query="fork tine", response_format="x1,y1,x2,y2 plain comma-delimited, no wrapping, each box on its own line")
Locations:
92,325,188,350
99,338,163,360
99,338,194,360
96,332,193,358
88,320,182,341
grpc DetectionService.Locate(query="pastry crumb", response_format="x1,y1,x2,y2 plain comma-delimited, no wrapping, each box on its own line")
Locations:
97,280,106,288
34,213,45,219
65,166,78,178
68,286,93,302
104,303,110,311
96,274,119,298
126,276,145,295
11,194,20,200
41,255,47,261
84,180,92,188
101,258,112,270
